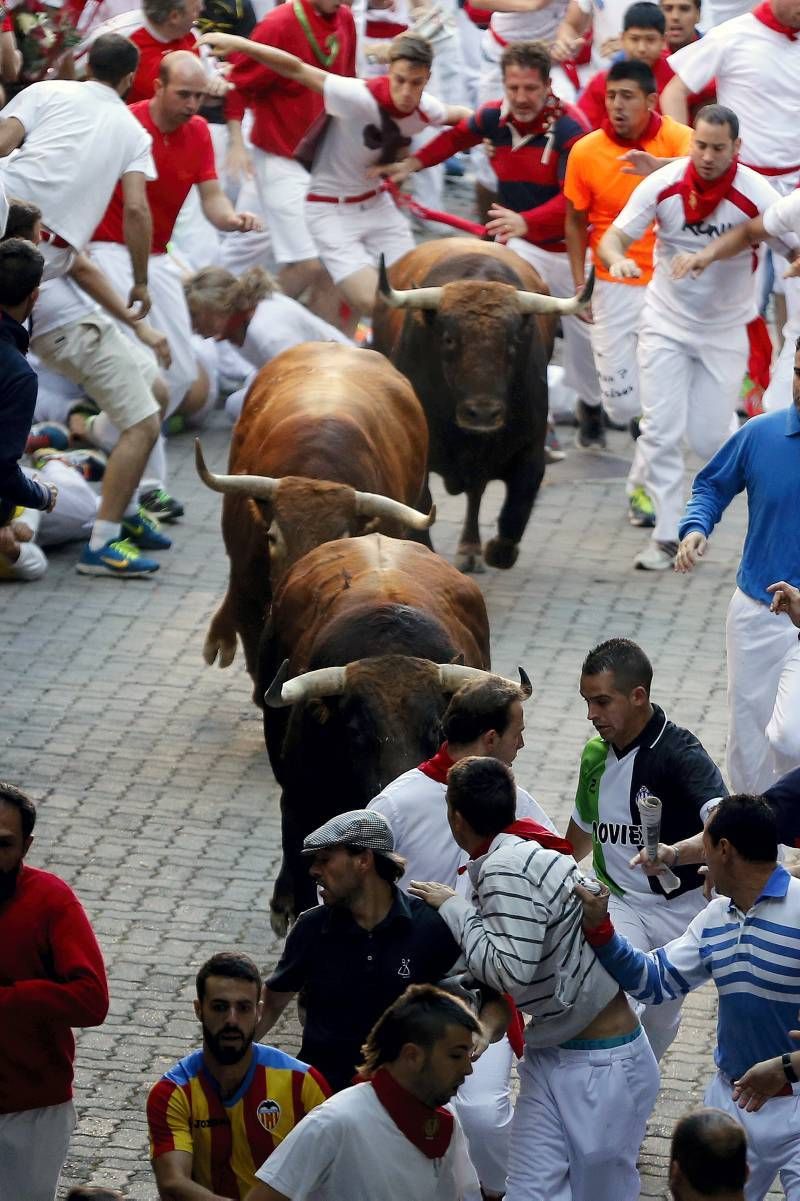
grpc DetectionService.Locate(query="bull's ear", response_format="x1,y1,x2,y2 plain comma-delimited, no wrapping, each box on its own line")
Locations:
307,698,331,725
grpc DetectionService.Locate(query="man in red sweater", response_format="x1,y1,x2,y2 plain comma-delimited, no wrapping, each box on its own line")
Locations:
0,782,109,1201
223,0,356,321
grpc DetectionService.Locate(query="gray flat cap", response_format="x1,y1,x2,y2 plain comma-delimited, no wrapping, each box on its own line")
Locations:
301,809,404,867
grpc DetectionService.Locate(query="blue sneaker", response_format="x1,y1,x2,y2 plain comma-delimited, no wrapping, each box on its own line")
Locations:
121,507,172,550
77,537,159,578
26,422,70,454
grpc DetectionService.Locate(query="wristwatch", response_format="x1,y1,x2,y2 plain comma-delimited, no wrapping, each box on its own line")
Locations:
781,1052,798,1084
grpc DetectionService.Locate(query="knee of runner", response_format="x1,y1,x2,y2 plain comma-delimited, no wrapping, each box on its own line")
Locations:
125,411,161,447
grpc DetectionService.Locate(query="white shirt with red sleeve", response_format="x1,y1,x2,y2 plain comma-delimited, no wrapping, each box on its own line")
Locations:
309,74,447,199
613,158,780,331
667,15,800,188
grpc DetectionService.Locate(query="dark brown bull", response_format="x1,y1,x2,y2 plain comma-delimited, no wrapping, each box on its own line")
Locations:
372,238,593,573
256,533,527,932
196,341,433,684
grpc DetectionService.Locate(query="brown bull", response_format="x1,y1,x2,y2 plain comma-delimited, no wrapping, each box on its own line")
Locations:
197,341,432,683
372,238,593,573
255,533,522,931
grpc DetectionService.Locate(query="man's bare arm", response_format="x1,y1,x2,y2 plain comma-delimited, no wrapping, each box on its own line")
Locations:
552,0,591,60
255,987,295,1041
565,818,593,863
120,170,153,318
598,224,640,277
0,114,24,157
199,32,326,92
659,74,690,124
153,1150,232,1200
565,201,590,288
244,1184,290,1201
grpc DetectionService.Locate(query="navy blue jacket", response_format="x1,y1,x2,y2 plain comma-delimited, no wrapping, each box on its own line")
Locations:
0,311,50,520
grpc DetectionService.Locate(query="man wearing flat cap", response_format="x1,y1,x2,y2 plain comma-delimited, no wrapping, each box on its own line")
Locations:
256,810,509,1092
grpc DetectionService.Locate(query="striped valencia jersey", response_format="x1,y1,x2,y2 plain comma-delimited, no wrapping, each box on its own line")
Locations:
147,1045,330,1199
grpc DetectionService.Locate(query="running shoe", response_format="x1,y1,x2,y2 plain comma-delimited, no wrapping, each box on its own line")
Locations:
139,487,185,523
25,422,70,454
545,424,566,463
31,447,107,482
121,507,172,550
634,540,678,571
77,537,159,577
628,486,656,528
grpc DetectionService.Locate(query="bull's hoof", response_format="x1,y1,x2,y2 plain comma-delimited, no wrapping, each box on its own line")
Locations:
269,897,295,938
484,537,519,570
203,631,237,668
455,544,486,574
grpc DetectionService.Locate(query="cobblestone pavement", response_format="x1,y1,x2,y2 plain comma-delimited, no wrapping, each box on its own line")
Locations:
2,397,776,1198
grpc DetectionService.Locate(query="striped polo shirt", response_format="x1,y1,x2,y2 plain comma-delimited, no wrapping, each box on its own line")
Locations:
147,1044,329,1198
590,866,800,1081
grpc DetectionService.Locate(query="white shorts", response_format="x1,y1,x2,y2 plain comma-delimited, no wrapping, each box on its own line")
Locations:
506,1028,660,1201
509,238,601,405
0,1100,75,1201
251,148,317,266
705,1071,800,1201
30,311,160,433
305,191,413,285
88,242,198,417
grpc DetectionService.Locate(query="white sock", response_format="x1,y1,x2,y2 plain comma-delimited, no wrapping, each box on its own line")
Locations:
123,489,140,521
89,519,121,551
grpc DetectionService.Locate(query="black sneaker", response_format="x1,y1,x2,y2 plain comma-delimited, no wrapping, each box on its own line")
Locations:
140,487,185,523
575,399,607,450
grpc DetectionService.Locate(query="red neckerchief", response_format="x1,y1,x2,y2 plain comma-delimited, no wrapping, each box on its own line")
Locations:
418,743,455,784
222,307,255,344
678,155,740,222
468,817,574,862
601,109,662,149
752,0,798,39
501,91,566,140
370,1067,454,1158
365,75,424,122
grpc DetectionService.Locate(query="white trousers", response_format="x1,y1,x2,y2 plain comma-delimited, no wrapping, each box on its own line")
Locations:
589,278,646,422
454,1035,514,1198
88,242,198,417
0,1101,75,1201
705,1071,800,1201
509,238,602,405
505,1028,660,1201
609,887,706,1061
726,588,800,793
637,315,747,544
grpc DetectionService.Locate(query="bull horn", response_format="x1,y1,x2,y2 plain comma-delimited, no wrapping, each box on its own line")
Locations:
195,439,281,501
515,268,595,316
437,664,534,698
378,253,443,311
353,489,436,530
264,659,348,708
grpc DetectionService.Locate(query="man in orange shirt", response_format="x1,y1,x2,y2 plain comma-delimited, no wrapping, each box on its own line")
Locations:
564,59,691,523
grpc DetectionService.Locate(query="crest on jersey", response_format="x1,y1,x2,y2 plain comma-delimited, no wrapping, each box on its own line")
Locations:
398,957,411,978
257,1099,282,1130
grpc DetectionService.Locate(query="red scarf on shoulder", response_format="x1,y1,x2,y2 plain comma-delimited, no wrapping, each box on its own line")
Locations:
677,156,740,222
370,1067,454,1158
418,743,455,783
601,109,662,149
752,0,798,39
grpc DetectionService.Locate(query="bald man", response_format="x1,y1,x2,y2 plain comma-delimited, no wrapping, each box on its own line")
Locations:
669,1109,748,1201
87,51,260,516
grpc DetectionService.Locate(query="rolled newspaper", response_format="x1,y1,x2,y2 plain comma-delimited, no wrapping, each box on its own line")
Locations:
636,794,681,893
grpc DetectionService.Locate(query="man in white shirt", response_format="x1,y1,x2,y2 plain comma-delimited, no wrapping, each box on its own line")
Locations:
368,673,557,1201
598,105,780,570
246,984,481,1201
200,29,469,315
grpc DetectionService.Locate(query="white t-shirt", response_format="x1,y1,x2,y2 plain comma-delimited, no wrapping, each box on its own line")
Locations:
255,1080,479,1201
491,0,568,51
668,14,800,187
239,294,350,370
614,158,780,331
312,74,447,198
32,275,99,340
369,767,556,890
0,81,155,251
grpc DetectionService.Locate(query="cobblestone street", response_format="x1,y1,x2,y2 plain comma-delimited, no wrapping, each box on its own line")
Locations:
2,407,770,1198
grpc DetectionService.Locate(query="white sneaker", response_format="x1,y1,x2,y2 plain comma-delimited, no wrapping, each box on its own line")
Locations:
634,541,677,571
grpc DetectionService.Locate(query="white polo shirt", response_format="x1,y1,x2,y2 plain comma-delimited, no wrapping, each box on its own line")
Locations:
255,1081,479,1201
0,80,155,251
614,158,780,332
312,74,447,199
369,769,556,890
667,14,800,188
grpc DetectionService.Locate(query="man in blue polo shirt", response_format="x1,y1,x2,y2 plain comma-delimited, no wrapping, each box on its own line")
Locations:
254,810,509,1093
576,794,800,1201
676,338,800,795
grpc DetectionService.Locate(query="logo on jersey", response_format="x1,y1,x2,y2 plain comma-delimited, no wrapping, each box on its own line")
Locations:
257,1099,282,1130
398,957,411,978
592,820,644,847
